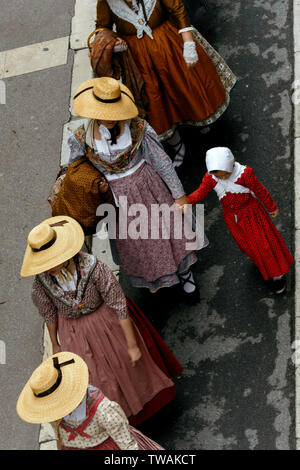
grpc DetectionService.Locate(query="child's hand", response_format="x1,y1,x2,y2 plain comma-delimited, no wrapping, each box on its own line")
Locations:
270,208,279,218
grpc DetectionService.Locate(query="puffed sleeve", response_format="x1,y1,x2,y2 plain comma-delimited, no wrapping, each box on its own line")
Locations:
67,134,86,165
32,277,58,324
161,0,191,30
240,167,278,213
141,122,185,199
92,261,129,319
96,0,114,29
188,172,216,205
97,399,139,450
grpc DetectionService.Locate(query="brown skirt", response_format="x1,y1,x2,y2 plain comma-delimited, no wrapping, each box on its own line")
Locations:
124,21,236,138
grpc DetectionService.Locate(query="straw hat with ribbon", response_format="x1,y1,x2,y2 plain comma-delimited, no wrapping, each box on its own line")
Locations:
20,215,85,277
16,352,89,424
73,76,138,121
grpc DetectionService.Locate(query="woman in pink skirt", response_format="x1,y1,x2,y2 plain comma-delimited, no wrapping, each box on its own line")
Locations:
67,76,208,304
20,215,183,427
17,352,165,450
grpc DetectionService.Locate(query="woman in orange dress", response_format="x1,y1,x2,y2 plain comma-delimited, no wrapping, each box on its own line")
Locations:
95,0,236,167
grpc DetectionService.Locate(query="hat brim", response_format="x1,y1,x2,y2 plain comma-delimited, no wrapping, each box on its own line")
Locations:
20,216,85,277
16,352,89,424
73,78,138,121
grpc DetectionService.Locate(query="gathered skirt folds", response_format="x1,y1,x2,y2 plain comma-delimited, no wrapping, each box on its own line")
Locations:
58,298,183,427
108,162,206,292
124,20,237,139
223,198,294,280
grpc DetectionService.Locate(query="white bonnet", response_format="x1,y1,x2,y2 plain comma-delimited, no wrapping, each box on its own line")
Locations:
205,147,235,174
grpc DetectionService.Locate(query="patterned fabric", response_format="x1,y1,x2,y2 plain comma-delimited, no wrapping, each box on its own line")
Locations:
68,120,185,199
60,387,139,449
188,166,294,279
32,253,128,323
96,0,191,33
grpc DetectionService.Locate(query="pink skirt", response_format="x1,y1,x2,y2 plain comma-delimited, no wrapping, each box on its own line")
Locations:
58,303,174,422
109,163,200,287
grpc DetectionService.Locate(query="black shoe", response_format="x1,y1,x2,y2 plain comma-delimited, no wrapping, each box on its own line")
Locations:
270,276,287,295
178,271,200,305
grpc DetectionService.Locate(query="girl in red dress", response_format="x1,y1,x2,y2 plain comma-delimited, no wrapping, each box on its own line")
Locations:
183,147,294,294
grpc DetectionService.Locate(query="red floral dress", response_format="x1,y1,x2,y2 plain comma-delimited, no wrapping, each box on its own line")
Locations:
188,164,294,280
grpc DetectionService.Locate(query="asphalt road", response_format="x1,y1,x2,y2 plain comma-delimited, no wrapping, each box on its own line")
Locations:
121,0,296,450
0,0,295,450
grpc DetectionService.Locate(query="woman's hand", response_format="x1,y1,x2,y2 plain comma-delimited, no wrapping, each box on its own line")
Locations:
270,208,279,218
128,345,142,367
175,195,191,213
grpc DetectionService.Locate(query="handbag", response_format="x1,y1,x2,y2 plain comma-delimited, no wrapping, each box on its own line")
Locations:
48,157,115,234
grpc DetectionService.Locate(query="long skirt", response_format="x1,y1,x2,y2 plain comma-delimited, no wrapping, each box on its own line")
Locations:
62,426,165,450
124,21,236,139
108,162,206,292
58,298,183,427
224,198,294,280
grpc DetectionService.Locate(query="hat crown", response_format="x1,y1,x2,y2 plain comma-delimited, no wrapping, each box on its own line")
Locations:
29,362,58,396
93,77,121,101
28,224,55,250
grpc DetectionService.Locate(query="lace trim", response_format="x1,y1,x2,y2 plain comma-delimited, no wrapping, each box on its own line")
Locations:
106,0,156,38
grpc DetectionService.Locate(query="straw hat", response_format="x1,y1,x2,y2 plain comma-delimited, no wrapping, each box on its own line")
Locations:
73,77,138,121
20,215,84,277
16,352,89,424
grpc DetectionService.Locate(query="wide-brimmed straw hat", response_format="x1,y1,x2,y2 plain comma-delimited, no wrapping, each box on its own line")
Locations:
16,352,89,424
73,77,138,121
20,215,84,277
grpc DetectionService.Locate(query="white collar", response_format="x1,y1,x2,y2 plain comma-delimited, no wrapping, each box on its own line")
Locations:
94,121,132,155
106,0,156,38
